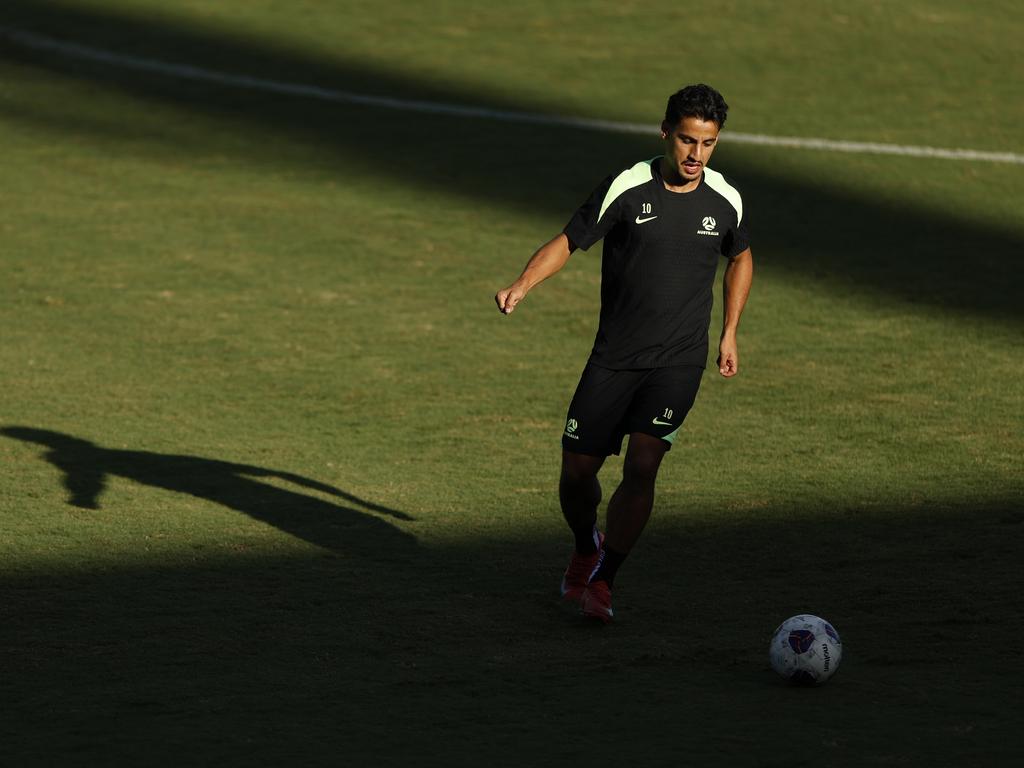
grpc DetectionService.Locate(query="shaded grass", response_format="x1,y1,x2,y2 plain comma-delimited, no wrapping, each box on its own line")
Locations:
2,30,1022,327
4,0,1023,150
3,495,1022,766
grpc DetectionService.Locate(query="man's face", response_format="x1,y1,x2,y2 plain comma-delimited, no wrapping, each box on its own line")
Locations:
661,116,721,182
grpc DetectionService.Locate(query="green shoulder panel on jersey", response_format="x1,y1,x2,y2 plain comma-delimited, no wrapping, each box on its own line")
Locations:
702,167,743,225
597,158,657,224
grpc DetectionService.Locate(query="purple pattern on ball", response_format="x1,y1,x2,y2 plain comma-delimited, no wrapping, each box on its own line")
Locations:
787,629,815,653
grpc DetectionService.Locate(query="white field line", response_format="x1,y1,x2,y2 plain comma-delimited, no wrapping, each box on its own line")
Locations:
4,26,1023,166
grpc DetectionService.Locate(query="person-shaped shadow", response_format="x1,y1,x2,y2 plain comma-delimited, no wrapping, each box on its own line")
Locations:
2,426,415,555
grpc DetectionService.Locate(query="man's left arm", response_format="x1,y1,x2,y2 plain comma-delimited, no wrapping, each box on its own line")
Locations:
718,247,753,377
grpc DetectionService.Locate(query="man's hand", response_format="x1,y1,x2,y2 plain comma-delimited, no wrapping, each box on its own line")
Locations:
495,282,527,314
494,234,574,316
718,334,738,377
718,247,751,377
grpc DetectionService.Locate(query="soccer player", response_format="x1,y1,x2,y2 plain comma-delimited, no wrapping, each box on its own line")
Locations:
495,84,753,622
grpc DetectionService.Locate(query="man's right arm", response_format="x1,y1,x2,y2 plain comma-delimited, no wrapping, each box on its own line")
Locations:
494,233,574,315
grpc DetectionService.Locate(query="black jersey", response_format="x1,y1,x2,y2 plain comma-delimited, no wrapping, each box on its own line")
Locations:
563,157,750,370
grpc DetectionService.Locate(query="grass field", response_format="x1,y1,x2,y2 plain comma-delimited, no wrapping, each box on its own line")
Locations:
2,1,1023,765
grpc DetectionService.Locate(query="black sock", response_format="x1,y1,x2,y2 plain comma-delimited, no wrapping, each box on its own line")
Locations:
591,545,627,588
573,523,599,555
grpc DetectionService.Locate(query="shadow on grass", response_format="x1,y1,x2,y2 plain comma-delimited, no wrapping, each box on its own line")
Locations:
1,426,414,555
0,0,1022,325
2,460,1022,763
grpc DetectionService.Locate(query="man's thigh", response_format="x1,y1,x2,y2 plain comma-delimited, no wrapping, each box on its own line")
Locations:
621,365,704,449
562,363,646,457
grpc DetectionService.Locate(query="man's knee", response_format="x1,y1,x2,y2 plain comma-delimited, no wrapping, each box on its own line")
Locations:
561,450,604,484
623,435,667,485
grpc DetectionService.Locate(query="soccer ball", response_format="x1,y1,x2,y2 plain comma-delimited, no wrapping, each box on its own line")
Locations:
769,614,842,685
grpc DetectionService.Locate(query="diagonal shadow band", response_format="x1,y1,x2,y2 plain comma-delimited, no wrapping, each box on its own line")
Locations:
2,491,1022,763
0,0,1021,325
1,426,416,554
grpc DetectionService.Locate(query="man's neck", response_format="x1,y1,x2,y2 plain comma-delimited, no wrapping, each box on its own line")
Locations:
658,156,701,194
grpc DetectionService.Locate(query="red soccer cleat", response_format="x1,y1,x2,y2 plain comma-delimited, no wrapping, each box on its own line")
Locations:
559,533,604,601
580,579,614,623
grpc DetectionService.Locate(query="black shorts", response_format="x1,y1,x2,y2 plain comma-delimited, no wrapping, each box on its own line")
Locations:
561,362,704,456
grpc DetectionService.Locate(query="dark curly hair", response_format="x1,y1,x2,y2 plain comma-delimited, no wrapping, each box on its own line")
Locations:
664,84,729,129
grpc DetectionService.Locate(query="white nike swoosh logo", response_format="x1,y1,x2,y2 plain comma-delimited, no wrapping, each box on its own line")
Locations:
635,215,658,224
651,417,673,426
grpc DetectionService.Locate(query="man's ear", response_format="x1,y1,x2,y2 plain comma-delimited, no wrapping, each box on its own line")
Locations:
660,120,669,139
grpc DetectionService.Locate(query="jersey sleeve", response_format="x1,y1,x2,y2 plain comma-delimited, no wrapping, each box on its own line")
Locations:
722,211,750,258
562,175,621,251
